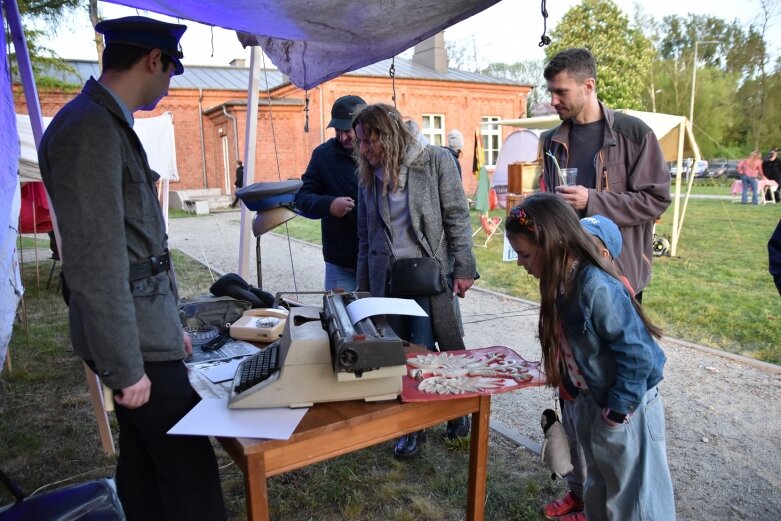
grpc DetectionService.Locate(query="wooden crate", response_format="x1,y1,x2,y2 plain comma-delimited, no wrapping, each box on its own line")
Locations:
505,193,525,214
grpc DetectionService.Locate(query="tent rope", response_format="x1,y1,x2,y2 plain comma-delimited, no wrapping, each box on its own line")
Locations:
389,58,397,108
260,51,299,294
303,90,310,133
538,0,551,47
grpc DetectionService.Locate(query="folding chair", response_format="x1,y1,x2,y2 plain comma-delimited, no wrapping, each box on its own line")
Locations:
472,214,503,247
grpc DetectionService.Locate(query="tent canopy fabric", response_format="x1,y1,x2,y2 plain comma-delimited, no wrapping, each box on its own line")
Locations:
17,112,179,183
103,0,500,90
498,110,700,162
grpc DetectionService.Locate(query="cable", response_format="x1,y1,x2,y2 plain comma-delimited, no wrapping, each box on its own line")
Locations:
538,0,551,47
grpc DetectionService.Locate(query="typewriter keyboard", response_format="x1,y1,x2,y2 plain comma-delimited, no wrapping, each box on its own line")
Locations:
233,342,281,395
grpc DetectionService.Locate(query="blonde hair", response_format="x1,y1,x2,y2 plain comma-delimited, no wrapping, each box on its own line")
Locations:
351,103,415,194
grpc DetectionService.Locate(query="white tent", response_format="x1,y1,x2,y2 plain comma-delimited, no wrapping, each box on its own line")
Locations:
489,129,542,208
497,110,703,257
17,112,179,183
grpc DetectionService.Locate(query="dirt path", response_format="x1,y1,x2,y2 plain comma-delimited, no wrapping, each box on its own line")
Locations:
168,212,781,520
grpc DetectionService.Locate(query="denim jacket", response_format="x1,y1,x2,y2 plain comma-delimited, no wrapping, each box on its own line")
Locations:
558,263,666,415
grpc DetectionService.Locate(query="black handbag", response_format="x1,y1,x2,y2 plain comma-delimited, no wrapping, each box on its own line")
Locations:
384,228,445,297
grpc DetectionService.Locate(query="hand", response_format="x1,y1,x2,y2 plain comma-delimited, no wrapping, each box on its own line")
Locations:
452,278,474,298
329,197,355,217
114,374,151,409
183,331,193,356
555,185,589,211
601,407,627,427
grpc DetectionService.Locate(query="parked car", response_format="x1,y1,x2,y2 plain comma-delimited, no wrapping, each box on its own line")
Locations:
711,160,740,179
668,159,710,178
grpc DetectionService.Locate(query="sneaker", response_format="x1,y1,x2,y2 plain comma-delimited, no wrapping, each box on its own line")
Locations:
559,512,586,521
542,491,584,519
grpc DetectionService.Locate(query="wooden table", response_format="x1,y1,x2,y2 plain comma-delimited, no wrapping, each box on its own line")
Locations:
217,394,492,521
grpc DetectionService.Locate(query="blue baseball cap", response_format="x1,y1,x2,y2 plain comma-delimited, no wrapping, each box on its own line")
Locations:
96,16,187,76
580,215,622,260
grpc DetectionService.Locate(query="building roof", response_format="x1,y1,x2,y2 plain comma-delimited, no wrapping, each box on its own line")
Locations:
348,57,520,86
48,56,519,92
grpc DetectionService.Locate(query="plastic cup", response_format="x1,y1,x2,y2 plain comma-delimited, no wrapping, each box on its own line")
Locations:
563,168,578,186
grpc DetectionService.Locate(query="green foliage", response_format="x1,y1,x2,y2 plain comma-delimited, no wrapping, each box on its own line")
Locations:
6,0,88,88
545,0,654,110
480,60,547,116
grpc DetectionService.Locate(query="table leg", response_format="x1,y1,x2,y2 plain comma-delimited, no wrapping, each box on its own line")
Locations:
466,395,491,521
245,454,270,521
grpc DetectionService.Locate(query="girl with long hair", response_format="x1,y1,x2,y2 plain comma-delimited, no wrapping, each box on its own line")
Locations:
352,103,476,459
505,193,675,521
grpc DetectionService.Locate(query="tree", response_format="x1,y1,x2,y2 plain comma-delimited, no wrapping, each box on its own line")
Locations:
544,0,655,110
5,0,83,84
479,60,547,117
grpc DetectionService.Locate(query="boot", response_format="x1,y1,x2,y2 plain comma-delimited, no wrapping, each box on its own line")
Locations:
393,430,426,459
446,416,470,439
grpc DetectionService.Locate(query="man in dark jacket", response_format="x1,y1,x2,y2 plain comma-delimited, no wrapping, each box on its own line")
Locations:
231,159,244,207
762,148,780,202
38,17,226,521
538,48,671,521
294,95,365,290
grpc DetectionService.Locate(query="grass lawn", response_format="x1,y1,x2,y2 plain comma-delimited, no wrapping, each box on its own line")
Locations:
281,198,781,364
1,252,559,520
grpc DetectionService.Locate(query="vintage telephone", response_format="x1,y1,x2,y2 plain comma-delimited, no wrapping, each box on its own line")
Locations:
229,308,288,342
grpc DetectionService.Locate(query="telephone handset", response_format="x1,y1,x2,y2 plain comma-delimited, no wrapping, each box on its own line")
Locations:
229,308,288,341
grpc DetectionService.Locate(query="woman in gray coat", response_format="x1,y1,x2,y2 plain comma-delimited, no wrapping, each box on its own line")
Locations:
352,104,477,459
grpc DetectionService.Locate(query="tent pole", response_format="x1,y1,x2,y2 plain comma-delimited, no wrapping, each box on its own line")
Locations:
4,0,62,258
237,47,262,281
670,121,687,257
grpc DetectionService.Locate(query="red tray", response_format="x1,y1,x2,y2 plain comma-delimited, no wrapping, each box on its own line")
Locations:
401,346,545,402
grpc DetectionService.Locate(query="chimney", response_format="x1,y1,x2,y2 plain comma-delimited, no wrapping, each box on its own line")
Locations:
229,58,246,67
412,33,448,73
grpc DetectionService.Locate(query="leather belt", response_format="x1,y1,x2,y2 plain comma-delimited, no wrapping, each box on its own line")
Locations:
129,250,171,281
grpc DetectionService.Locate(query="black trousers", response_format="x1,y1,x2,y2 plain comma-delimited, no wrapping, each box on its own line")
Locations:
114,361,227,521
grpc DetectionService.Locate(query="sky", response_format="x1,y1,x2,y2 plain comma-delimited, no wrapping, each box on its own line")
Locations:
41,0,780,70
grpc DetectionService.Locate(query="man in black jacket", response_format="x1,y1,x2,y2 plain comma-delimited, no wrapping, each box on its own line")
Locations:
294,95,365,290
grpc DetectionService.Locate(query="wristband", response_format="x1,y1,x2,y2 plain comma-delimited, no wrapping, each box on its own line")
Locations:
606,409,627,423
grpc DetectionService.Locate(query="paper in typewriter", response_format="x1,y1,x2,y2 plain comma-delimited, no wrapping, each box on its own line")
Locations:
345,297,427,324
401,346,544,402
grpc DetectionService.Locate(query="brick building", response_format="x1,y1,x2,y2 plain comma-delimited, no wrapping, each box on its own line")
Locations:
14,36,531,200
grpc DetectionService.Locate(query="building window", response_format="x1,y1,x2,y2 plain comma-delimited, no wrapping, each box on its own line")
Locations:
422,114,445,146
482,116,501,166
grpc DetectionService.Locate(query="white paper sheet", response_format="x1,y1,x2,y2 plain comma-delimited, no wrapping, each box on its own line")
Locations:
168,398,308,440
201,359,243,383
346,297,427,324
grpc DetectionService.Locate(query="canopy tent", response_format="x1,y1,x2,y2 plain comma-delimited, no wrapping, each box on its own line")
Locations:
1,0,507,372
497,110,704,257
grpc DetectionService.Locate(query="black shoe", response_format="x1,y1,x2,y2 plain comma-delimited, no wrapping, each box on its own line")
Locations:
446,416,471,439
394,430,426,459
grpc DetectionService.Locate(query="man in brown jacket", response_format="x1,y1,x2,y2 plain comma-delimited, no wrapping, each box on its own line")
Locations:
540,48,671,302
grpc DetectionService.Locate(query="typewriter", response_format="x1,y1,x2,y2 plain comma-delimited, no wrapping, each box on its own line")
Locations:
228,292,407,409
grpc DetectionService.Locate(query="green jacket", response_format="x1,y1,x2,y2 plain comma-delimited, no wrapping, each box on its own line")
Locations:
39,78,184,389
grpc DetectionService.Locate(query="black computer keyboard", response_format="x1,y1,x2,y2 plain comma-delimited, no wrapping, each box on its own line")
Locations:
233,342,281,395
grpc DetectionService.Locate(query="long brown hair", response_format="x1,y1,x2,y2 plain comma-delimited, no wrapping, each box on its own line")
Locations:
505,193,663,387
351,103,415,194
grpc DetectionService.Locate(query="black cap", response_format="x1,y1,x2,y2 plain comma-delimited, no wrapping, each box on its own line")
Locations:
772,147,779,152
328,95,366,130
95,16,187,76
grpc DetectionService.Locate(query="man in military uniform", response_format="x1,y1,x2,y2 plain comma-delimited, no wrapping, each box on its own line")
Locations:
38,17,226,521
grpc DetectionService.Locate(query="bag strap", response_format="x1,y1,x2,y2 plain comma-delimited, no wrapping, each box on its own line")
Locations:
383,226,444,262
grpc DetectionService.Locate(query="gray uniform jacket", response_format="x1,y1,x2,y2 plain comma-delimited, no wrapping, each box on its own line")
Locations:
356,144,476,350
39,78,184,390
